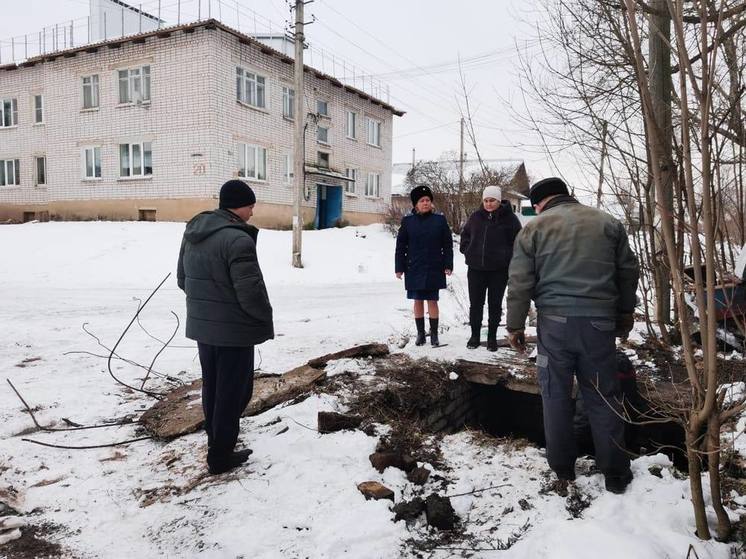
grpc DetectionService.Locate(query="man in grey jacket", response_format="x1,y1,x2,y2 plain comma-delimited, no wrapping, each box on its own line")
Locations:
506,177,639,493
177,180,274,475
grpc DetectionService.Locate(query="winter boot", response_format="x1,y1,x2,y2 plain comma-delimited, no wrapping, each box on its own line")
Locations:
466,323,481,349
486,323,499,352
604,470,633,494
415,317,426,346
429,318,440,347
208,448,253,475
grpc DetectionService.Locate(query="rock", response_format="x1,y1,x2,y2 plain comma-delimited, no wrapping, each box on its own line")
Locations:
357,481,395,502
0,516,25,530
407,466,431,485
393,498,425,522
369,452,417,473
425,494,457,530
141,364,326,439
648,464,663,478
518,498,532,511
308,343,389,369
317,412,363,434
0,528,22,545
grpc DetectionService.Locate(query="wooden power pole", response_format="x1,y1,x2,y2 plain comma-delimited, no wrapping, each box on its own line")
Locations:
649,0,673,323
291,0,309,268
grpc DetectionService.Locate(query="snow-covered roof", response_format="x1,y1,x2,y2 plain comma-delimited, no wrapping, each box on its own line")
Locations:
391,159,525,196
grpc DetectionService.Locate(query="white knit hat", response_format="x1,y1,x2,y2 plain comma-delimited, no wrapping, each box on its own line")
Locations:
482,185,502,201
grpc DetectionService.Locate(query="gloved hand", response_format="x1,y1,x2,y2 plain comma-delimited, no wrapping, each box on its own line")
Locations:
507,329,527,353
616,313,635,340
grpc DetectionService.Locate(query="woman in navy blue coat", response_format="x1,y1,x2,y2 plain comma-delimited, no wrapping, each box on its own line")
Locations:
395,185,454,347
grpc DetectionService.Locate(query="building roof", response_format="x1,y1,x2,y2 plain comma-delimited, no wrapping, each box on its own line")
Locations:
0,18,404,117
391,159,525,196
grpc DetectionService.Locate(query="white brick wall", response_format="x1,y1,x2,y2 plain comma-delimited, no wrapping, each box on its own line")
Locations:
0,22,398,220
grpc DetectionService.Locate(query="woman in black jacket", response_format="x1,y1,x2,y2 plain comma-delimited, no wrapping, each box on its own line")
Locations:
395,185,453,347
460,186,522,351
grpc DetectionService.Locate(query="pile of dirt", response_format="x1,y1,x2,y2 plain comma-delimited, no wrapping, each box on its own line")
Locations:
0,523,67,559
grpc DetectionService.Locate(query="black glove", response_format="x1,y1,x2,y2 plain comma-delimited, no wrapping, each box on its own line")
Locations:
616,313,635,340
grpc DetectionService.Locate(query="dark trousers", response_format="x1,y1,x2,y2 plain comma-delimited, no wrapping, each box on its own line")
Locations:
197,343,255,461
537,314,630,476
467,268,508,329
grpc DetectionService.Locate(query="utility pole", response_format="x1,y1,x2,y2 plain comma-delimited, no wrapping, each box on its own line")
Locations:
411,147,415,167
458,117,465,228
291,0,311,268
596,120,608,209
649,0,673,324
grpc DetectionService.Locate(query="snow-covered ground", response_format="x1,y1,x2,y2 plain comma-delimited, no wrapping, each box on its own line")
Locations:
0,221,742,558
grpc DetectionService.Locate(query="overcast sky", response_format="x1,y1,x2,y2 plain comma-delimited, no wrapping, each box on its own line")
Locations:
0,0,578,188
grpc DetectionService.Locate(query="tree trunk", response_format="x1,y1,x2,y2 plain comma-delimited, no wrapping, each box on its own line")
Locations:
687,427,711,540
708,413,731,540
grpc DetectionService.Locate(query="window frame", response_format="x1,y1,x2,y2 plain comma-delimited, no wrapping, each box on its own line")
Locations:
34,156,46,185
316,99,329,117
236,66,267,109
317,151,330,169
119,142,152,178
82,146,103,179
82,75,100,109
367,117,382,147
346,110,357,140
282,86,295,120
283,153,294,185
317,125,330,145
33,95,44,124
117,65,151,105
1,98,18,128
0,159,20,186
366,172,381,198
237,143,268,182
344,167,358,194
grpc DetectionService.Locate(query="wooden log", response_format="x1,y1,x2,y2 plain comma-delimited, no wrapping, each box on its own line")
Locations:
307,343,389,369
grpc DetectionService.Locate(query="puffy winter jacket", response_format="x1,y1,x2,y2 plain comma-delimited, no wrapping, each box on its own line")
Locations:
460,201,522,271
177,209,274,347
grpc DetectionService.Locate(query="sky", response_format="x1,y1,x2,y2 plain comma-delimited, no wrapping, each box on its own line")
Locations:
0,0,583,189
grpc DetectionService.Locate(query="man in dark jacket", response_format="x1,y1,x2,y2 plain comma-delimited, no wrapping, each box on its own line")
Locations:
460,185,522,351
506,177,639,493
177,180,274,475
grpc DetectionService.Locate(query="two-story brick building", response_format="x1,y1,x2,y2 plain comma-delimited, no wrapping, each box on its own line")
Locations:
0,19,403,227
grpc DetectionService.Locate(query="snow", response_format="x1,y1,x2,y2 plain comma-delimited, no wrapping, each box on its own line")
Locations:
0,221,740,558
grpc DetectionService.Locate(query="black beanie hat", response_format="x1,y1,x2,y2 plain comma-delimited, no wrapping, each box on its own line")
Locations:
219,180,256,209
529,177,569,206
410,185,434,206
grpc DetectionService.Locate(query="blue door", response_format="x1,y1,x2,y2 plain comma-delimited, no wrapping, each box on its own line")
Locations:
315,184,343,229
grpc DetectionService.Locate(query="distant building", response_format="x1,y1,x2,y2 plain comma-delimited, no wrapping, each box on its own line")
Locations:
390,159,530,215
0,18,403,227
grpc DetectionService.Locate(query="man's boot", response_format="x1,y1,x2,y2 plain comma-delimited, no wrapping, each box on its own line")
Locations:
466,322,481,349
429,318,440,347
208,448,253,475
415,317,426,346
486,322,498,352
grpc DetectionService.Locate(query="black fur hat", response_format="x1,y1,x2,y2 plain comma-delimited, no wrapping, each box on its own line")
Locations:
528,177,569,206
410,185,434,206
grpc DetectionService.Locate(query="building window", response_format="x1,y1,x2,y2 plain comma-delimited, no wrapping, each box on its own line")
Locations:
83,75,100,109
317,126,329,144
317,151,330,169
0,159,20,186
366,172,381,197
346,111,357,139
344,168,357,194
119,142,152,177
282,86,295,119
316,99,329,117
236,67,266,109
283,153,294,184
367,118,381,147
35,156,46,185
33,95,44,124
1,99,18,127
118,65,151,104
237,144,267,181
83,147,102,179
